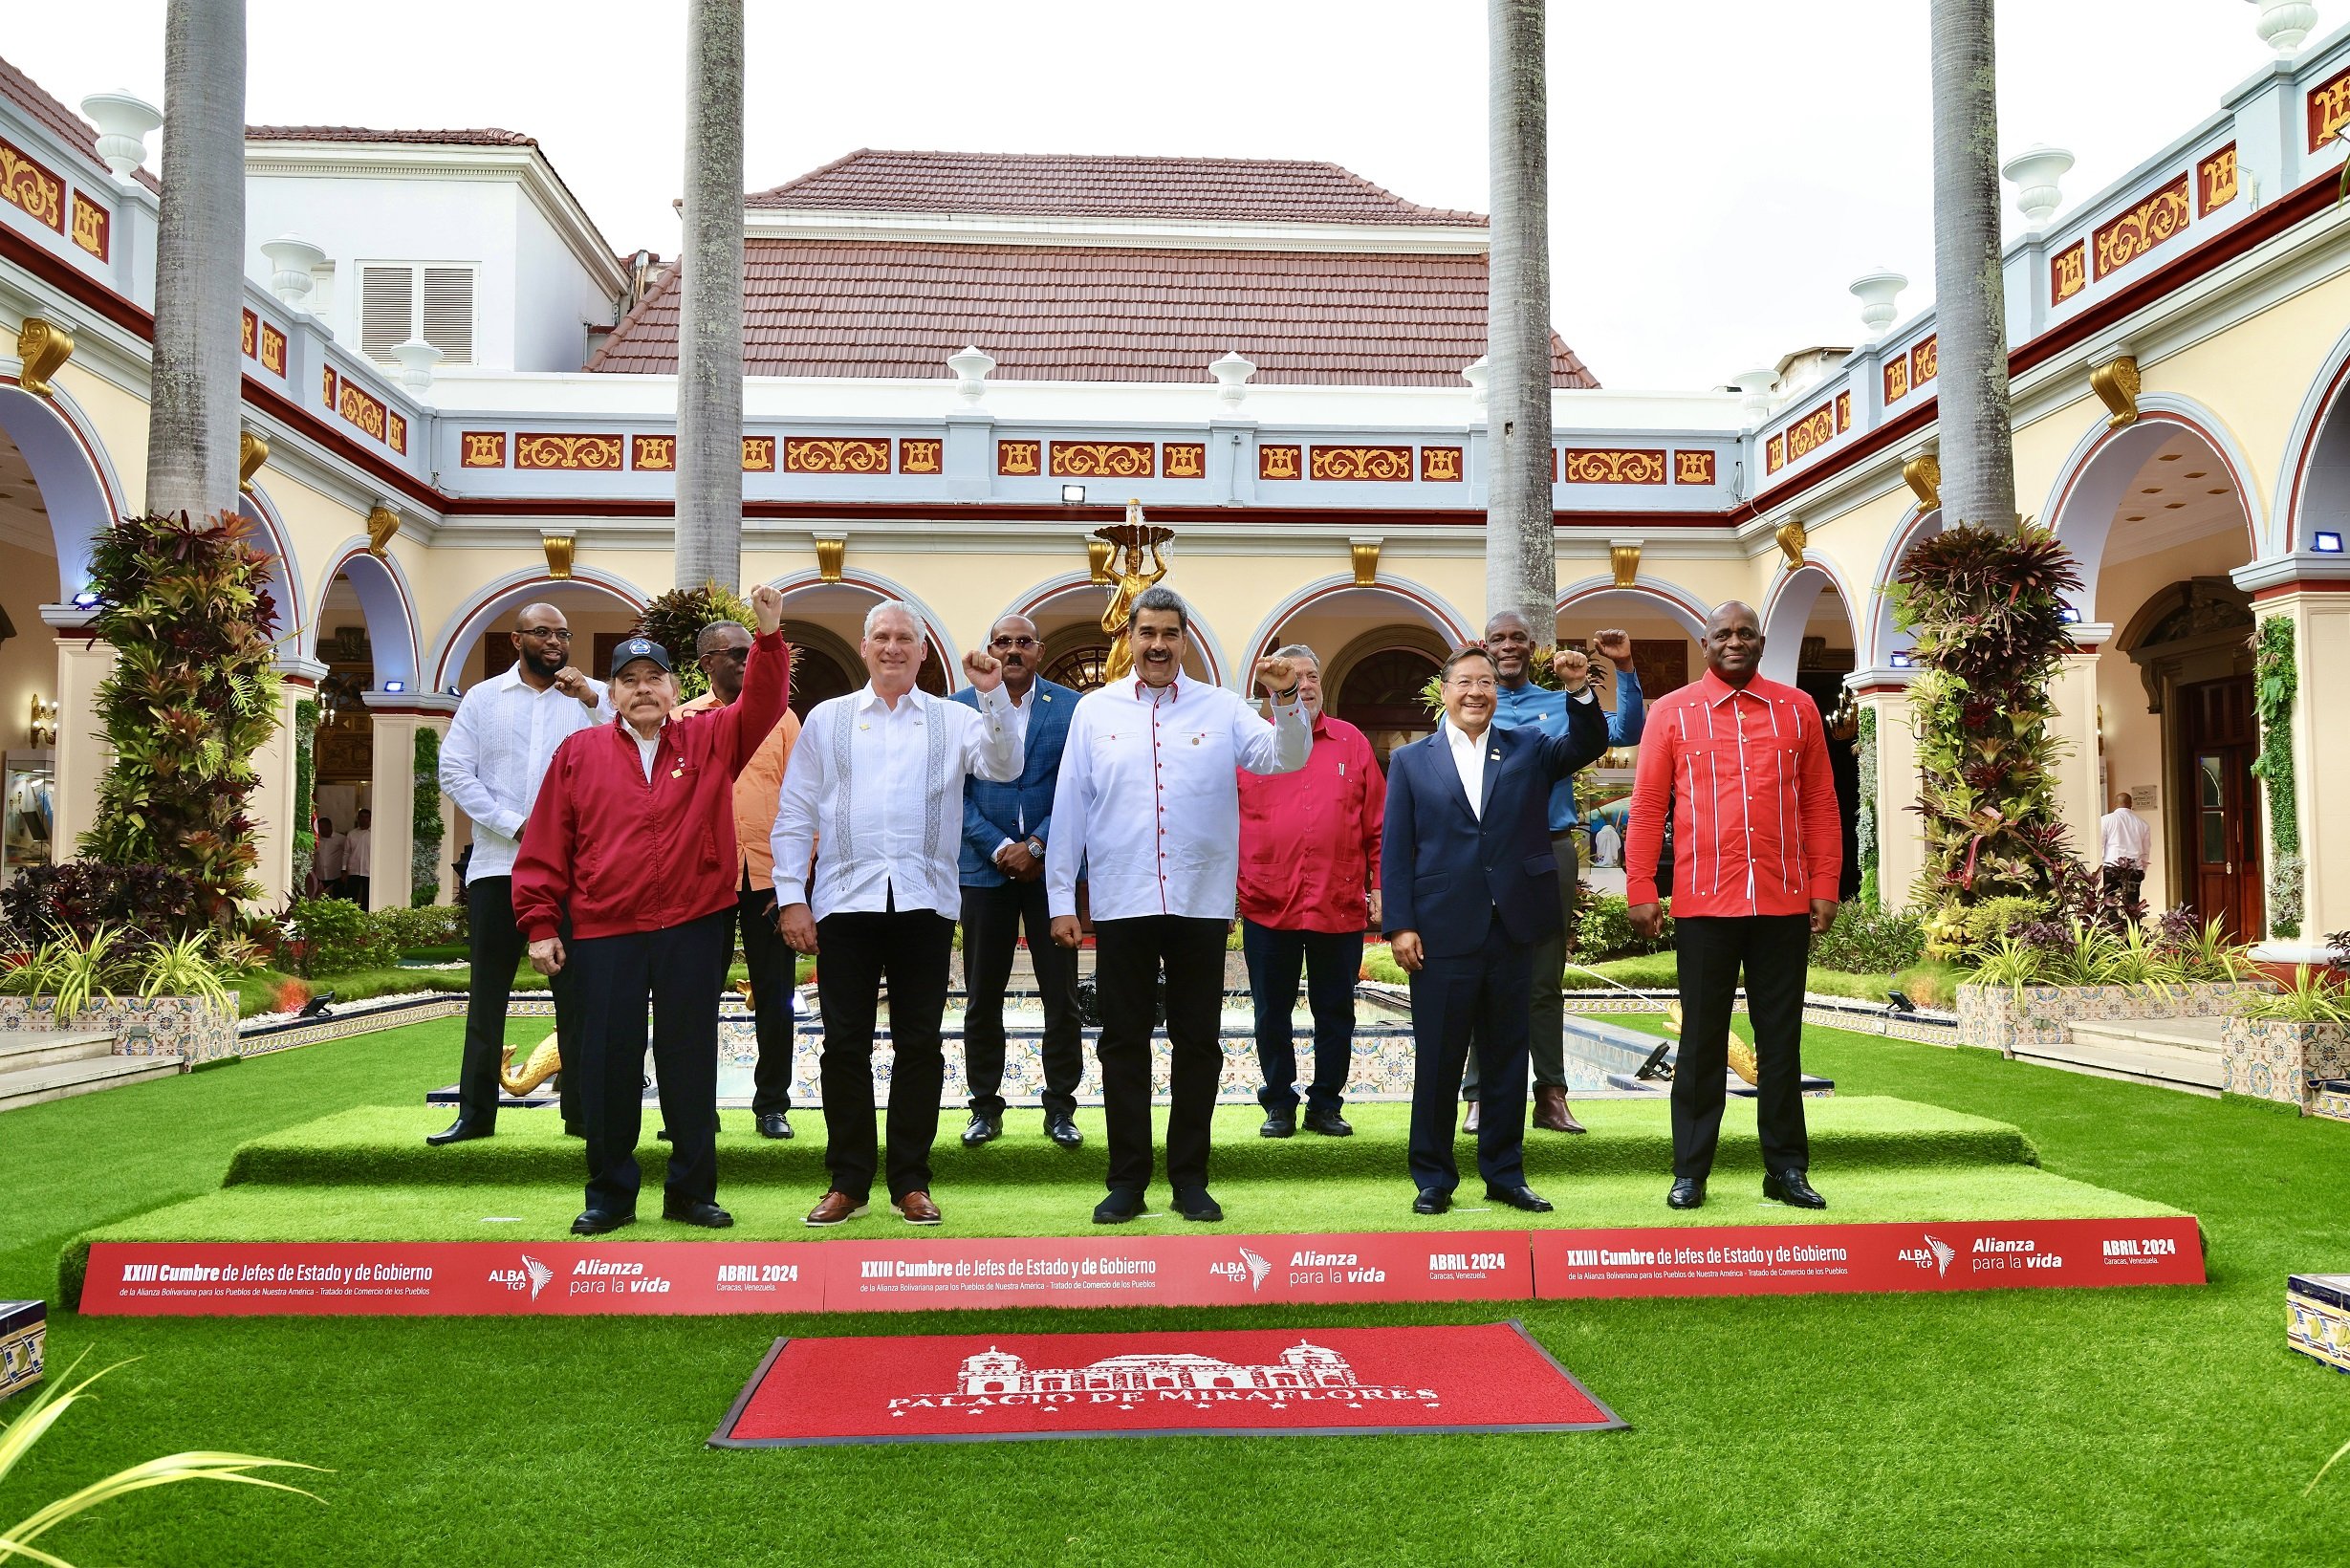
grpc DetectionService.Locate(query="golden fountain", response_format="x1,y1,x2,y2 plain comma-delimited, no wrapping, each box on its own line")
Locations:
1094,499,1173,685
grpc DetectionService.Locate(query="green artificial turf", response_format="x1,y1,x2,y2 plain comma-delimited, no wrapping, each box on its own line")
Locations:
216,1095,2039,1189
4,1013,2350,1564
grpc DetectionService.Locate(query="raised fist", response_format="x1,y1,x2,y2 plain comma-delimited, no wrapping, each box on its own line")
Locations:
1253,653,1299,696
750,584,785,636
963,646,1004,692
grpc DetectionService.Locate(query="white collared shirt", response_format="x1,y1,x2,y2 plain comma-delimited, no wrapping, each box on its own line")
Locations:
1046,673,1312,923
2101,807,2152,867
772,683,1020,920
439,664,614,882
993,685,1039,856
1447,722,1492,819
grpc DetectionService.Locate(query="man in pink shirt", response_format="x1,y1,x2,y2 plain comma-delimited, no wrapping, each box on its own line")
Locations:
1237,644,1383,1138
1623,600,1841,1213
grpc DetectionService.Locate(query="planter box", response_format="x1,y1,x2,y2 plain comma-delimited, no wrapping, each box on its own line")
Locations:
0,1298,43,1400
2289,1275,2350,1375
1957,980,2274,1056
2221,1017,2350,1108
0,994,239,1064
2314,1079,2350,1124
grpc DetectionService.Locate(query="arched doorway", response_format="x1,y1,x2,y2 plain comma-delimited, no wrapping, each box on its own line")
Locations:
1760,561,1864,901
1329,642,1442,769
1245,580,1466,766
1013,576,1221,691
0,420,65,885
768,576,952,702
2050,412,2262,936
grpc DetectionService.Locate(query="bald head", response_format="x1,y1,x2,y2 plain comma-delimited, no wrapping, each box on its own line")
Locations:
510,601,573,686
988,612,1040,695
1701,599,1763,686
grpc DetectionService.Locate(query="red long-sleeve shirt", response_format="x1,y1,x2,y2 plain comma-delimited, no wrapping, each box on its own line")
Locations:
1236,712,1383,933
511,630,788,942
1622,670,1840,917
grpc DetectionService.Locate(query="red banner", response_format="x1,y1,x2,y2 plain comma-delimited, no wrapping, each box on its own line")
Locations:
1529,1215,2205,1298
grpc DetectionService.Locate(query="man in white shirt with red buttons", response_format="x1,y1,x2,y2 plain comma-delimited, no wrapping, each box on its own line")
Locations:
1047,586,1312,1225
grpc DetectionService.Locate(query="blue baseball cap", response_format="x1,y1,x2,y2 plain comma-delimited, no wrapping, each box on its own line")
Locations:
610,637,672,678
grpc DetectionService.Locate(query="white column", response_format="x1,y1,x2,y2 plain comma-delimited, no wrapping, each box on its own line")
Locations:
41,606,113,862
1848,667,1923,909
250,657,329,908
362,695,456,912
2046,627,2111,855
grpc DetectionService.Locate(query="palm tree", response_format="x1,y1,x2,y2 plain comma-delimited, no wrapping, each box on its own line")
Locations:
144,0,246,523
673,0,747,594
1486,0,1556,635
1928,0,2017,530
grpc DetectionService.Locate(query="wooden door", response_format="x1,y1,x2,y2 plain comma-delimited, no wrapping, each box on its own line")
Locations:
2175,676,2263,942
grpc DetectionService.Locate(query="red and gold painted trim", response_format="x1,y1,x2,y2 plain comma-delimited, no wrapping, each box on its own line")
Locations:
1258,445,1302,481
1163,442,1206,479
2094,173,2191,280
0,136,63,233
786,437,890,475
461,432,508,468
1674,449,1717,486
1561,448,1667,486
2309,62,2350,153
1421,446,1463,483
1310,446,1412,482
516,434,623,472
997,439,1041,477
70,191,107,261
2198,143,2240,217
897,437,941,474
1051,441,1154,479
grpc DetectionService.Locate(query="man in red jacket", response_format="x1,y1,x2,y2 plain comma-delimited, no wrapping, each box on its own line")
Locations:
513,583,788,1236
1236,644,1382,1138
1622,599,1840,1213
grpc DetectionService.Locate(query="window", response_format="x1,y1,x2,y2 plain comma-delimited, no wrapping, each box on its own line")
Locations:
358,263,475,365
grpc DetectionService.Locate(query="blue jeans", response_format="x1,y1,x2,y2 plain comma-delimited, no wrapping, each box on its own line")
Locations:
1242,920,1361,1117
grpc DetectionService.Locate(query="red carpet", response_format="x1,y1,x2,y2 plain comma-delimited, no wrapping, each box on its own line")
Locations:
709,1320,1625,1447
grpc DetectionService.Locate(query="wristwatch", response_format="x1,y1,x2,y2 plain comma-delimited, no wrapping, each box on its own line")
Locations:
1025,836,1044,859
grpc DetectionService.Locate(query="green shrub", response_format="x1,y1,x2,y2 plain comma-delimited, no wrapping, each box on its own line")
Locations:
370,904,466,951
1811,904,1926,973
1574,889,1670,961
286,898,401,977
412,727,444,907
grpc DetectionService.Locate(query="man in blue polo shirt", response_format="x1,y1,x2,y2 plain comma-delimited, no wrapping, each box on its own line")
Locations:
1462,609,1643,1135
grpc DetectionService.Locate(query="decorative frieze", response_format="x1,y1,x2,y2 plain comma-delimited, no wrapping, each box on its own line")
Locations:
1783,403,1836,465
2309,61,2350,152
741,436,776,472
461,432,509,468
0,136,63,232
1420,446,1463,482
337,380,388,445
515,433,623,471
1051,441,1155,479
997,440,1041,476
630,434,675,470
70,191,108,260
897,438,942,474
2197,143,2239,216
2053,241,2087,305
786,437,889,474
1674,449,1716,486
1310,446,1413,482
2094,174,2190,280
1910,335,1938,387
1258,445,1302,481
1163,442,1206,479
1560,448,1668,486
259,322,287,377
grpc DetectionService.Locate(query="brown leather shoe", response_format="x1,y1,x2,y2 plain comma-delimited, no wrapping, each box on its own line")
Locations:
803,1190,869,1227
1463,1100,1480,1134
892,1189,943,1226
1534,1084,1588,1134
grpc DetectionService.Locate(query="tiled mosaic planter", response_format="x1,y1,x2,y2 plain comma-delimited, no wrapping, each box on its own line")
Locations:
2313,1079,2350,1124
2220,1017,2350,1108
0,1299,42,1400
0,993,239,1064
2289,1274,2350,1374
1956,981,2274,1056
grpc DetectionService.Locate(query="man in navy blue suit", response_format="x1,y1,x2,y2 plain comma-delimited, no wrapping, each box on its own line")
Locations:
954,613,1085,1150
1382,640,1609,1215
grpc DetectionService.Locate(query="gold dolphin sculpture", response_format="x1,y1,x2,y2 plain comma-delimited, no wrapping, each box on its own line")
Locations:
499,1032,562,1097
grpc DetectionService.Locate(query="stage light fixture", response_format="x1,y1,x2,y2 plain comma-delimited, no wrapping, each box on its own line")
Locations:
1888,650,1914,667
2057,605,2081,623
381,680,405,693
1633,1040,1674,1081
297,990,336,1019
2317,532,2344,554
71,591,99,607
1887,990,1917,1013
1061,484,1086,505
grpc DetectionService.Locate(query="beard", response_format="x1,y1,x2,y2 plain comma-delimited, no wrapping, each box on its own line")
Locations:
519,642,566,680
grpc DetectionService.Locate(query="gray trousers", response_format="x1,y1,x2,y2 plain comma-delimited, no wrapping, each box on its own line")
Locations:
1464,829,1578,1099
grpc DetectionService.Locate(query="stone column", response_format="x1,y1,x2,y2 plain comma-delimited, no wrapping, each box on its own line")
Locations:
40,605,113,862
250,656,329,908
1847,666,1923,908
361,694,457,913
2045,626,2112,855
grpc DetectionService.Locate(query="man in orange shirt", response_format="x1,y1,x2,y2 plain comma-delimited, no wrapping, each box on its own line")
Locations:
676,619,804,1141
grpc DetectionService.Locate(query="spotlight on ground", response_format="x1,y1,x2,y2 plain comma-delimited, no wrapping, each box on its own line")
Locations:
298,990,336,1019
1886,990,1917,1013
1633,1041,1674,1081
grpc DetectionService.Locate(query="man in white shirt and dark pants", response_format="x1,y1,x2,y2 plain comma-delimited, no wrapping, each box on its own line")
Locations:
1048,586,1311,1226
773,601,1020,1229
429,603,610,1145
341,809,374,907
2100,793,2152,907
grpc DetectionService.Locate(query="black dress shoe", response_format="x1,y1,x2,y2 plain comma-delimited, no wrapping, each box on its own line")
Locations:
1093,1187,1147,1225
961,1113,1001,1148
1666,1177,1707,1210
663,1200,734,1229
426,1119,491,1147
1413,1187,1452,1215
756,1112,793,1140
1044,1116,1082,1149
1764,1168,1827,1209
1171,1186,1224,1223
1302,1109,1353,1137
1485,1185,1554,1213
1258,1112,1296,1139
571,1209,635,1235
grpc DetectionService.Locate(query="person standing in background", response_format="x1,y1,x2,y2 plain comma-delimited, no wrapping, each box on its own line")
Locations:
310,815,344,901
675,619,806,1141
1236,643,1382,1139
340,808,374,907
2100,793,2152,906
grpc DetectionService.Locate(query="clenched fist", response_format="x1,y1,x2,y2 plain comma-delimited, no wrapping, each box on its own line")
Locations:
1591,628,1634,669
963,646,1004,692
750,583,785,636
1253,653,1300,697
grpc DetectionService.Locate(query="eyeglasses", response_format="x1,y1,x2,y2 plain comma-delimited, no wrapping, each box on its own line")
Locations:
990,636,1039,650
699,645,750,663
516,627,573,642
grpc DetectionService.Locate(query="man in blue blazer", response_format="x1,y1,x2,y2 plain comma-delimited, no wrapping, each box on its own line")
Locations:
954,614,1085,1149
1382,641,1609,1214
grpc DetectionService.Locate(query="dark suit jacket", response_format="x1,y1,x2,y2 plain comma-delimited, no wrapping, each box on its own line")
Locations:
954,677,1077,886
1380,696,1609,960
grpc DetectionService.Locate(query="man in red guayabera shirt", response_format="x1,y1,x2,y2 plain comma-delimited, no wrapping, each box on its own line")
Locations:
1622,600,1840,1213
1236,644,1383,1138
514,584,789,1238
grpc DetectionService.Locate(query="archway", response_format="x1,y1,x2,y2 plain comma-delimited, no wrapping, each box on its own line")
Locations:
0,383,117,598
1010,574,1222,691
1760,559,1864,900
2050,414,2261,937
1553,580,1707,702
303,551,424,836
1246,581,1462,768
766,572,954,702
0,416,68,886
1869,504,1942,668
428,568,649,693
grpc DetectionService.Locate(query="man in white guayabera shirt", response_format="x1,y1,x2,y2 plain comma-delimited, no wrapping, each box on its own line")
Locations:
772,600,1021,1230
2100,792,2153,906
430,602,611,1146
1047,585,1311,1227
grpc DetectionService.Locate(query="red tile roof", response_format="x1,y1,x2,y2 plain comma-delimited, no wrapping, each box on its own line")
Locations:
587,239,1596,387
245,125,539,147
748,149,1486,228
0,53,162,192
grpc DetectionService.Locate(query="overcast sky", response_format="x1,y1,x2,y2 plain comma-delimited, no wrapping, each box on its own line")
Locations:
4,0,2296,388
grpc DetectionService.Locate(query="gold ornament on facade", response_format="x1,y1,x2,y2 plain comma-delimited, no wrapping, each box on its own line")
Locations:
14,317,73,398
365,505,399,557
1609,541,1642,589
542,534,575,580
1562,448,1668,486
1097,499,1172,685
814,535,846,584
237,430,270,496
1773,519,1808,570
1350,537,1382,588
1904,452,1943,511
2090,355,2142,429
2094,177,2189,280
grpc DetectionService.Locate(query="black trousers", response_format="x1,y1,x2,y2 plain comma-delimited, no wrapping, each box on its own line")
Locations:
816,905,955,1203
571,906,733,1216
457,875,582,1128
1242,920,1360,1116
1406,926,1533,1195
1464,829,1578,1100
1094,914,1228,1194
341,874,371,908
1671,913,1812,1180
961,878,1083,1120
736,882,795,1117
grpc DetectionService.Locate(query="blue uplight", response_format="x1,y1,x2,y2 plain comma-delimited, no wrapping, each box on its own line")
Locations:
2317,532,2344,554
